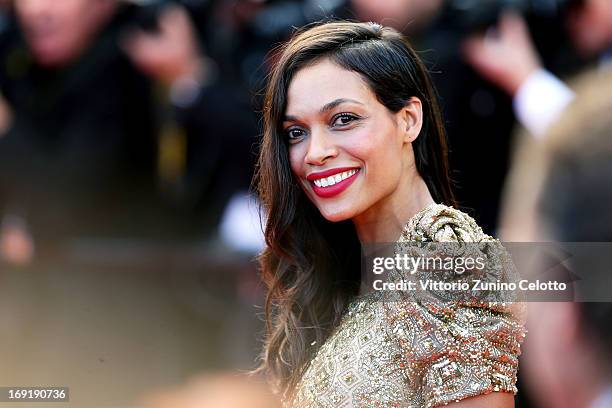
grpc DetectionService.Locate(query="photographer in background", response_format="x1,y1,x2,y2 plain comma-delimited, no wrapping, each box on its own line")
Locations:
122,1,264,253
0,0,161,263
398,0,587,234
0,0,266,263
463,0,612,137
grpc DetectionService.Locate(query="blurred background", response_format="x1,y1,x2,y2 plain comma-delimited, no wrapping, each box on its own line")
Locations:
0,0,610,406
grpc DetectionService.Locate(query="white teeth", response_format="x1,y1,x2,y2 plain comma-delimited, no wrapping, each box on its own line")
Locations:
312,169,359,188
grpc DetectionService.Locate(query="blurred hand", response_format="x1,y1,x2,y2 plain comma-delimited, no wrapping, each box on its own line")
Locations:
462,12,542,96
139,373,281,408
0,93,13,135
0,215,34,266
122,5,205,86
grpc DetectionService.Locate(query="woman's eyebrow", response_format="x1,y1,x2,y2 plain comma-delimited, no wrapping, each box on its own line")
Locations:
319,98,363,113
284,98,364,122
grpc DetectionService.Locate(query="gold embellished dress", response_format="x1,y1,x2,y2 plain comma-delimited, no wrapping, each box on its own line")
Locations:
288,204,527,408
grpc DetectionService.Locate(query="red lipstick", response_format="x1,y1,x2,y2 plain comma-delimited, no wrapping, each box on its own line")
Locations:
306,167,361,198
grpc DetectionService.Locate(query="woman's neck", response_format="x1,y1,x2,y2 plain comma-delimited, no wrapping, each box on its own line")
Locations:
353,173,435,244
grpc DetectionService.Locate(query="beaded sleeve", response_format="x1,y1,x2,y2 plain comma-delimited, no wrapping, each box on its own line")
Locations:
387,204,526,407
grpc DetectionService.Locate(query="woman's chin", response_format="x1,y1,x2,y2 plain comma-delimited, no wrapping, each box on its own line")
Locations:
318,206,356,223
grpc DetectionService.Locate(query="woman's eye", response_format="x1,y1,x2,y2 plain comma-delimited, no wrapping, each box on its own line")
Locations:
332,113,359,127
286,128,305,142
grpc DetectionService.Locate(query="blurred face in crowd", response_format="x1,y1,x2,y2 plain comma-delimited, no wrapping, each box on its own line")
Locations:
15,0,117,67
284,58,422,223
351,0,443,32
566,0,612,57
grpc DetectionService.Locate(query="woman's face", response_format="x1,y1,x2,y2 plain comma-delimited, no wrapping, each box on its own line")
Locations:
283,58,421,222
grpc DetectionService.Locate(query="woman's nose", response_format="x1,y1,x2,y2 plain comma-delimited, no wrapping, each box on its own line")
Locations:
304,129,338,166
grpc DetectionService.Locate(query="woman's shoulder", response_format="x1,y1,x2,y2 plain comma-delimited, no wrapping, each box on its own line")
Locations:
398,203,492,243
387,203,527,406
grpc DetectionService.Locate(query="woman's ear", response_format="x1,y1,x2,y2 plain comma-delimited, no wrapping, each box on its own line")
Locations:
399,97,423,143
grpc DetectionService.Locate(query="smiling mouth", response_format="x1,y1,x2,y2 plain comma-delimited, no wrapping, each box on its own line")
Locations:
307,168,361,198
312,168,359,187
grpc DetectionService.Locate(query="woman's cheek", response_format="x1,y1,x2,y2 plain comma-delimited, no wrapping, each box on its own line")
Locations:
288,145,305,177
340,128,374,161
288,145,314,199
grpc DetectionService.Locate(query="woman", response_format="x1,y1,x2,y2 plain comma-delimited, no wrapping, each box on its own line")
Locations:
255,21,525,407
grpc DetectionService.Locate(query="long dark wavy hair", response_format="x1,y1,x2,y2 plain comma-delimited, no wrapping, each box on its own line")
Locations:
254,20,456,396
